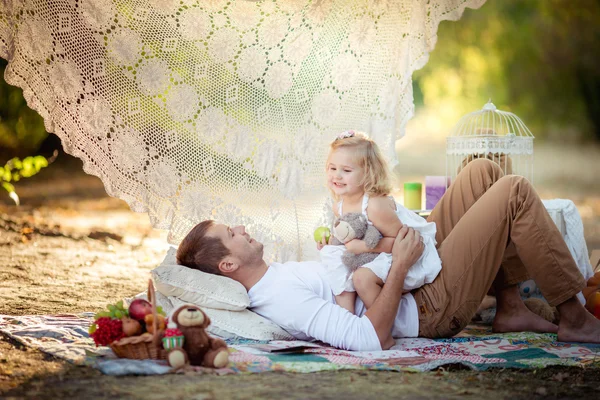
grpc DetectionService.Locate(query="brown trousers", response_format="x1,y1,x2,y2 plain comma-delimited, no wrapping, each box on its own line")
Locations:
413,159,586,338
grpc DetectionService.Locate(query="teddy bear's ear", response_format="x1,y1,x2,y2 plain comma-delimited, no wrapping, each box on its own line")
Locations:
359,214,367,224
171,306,184,324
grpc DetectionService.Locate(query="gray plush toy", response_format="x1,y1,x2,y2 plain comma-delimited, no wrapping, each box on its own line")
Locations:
329,212,383,271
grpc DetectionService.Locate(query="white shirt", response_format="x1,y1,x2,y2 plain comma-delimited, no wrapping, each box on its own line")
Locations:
248,260,419,351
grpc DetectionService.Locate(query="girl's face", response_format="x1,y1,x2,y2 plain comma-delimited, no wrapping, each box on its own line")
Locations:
327,147,364,198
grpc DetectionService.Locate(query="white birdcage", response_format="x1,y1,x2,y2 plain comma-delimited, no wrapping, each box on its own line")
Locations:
446,101,535,188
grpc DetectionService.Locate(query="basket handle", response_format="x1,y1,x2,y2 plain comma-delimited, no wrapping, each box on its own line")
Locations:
148,279,160,349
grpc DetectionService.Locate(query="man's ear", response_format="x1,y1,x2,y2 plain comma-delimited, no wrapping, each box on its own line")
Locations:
218,257,239,275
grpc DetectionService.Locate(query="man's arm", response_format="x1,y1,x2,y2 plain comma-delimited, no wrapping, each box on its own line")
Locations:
258,229,423,351
264,286,383,351
364,226,424,348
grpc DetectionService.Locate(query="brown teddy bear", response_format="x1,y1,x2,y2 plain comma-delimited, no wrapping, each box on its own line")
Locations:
165,305,229,369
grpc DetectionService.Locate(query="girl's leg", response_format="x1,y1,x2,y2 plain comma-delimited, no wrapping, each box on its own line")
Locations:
353,269,395,347
335,291,357,314
352,268,384,310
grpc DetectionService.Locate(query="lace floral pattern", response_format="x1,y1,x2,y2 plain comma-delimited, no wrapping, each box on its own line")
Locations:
264,62,294,99
137,61,170,96
80,0,115,30
19,17,53,59
79,98,112,136
237,46,269,83
1,0,486,261
179,9,211,40
48,59,83,101
208,28,241,64
108,28,142,65
166,84,199,121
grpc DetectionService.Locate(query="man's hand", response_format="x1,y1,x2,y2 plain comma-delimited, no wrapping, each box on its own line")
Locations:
391,226,424,273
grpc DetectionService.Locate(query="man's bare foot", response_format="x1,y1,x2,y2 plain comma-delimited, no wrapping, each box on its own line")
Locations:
492,303,558,334
557,298,600,343
382,335,396,350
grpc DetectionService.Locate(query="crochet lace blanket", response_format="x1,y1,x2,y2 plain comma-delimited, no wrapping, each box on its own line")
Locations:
0,0,485,261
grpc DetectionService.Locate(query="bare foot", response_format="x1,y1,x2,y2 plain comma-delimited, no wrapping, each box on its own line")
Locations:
492,303,558,334
382,335,396,350
557,299,600,343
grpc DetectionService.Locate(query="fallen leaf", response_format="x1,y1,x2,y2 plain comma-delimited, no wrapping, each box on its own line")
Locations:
535,387,547,396
551,372,570,382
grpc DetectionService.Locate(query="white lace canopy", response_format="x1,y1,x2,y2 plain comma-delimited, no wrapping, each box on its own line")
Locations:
0,0,485,262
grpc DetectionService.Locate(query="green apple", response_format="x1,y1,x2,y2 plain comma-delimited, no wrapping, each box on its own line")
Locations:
314,226,331,243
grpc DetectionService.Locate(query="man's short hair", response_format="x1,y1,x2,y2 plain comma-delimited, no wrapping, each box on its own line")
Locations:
176,220,230,275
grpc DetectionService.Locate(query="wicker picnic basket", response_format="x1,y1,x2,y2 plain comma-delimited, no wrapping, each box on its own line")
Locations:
109,279,167,360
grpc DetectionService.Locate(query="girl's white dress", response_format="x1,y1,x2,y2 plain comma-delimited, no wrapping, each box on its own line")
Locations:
320,194,442,295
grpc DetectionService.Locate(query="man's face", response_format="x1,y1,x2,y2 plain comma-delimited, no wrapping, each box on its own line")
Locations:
207,224,264,269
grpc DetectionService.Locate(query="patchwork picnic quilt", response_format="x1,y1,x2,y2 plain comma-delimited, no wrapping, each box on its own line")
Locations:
1,314,598,375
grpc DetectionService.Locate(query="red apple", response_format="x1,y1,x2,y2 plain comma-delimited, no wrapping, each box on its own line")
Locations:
128,299,153,321
587,291,600,319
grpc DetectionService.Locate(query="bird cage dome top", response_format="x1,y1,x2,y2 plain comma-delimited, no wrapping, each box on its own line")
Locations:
447,101,534,156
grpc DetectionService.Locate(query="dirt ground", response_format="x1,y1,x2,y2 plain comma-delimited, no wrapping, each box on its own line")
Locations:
0,141,599,399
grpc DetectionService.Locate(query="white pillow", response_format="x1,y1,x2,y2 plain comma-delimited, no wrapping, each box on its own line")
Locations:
149,247,294,340
151,247,249,311
128,291,293,340
165,295,294,340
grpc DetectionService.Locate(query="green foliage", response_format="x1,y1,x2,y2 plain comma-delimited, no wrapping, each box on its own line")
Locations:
0,59,49,153
0,154,53,205
413,0,600,141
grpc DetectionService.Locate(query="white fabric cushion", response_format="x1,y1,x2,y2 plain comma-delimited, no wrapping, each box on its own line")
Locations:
130,291,293,340
151,247,249,311
148,248,294,340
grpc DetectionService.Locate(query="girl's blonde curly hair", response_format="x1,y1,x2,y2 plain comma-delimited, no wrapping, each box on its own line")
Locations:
327,131,392,201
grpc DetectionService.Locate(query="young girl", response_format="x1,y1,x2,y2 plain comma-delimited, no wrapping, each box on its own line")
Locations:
318,130,442,315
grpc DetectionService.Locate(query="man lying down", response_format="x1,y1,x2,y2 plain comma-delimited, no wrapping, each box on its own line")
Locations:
175,222,600,351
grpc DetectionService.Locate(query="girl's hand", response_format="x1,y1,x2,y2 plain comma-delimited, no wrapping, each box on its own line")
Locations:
345,239,367,254
316,235,329,251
